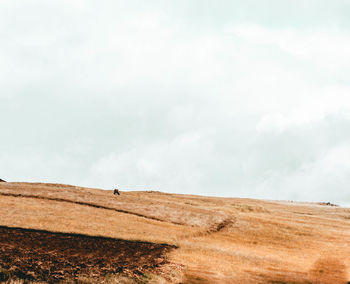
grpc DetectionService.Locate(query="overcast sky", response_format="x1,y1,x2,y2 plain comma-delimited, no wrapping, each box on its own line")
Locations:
1,0,350,204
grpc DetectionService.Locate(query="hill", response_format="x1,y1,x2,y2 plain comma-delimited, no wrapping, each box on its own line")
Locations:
0,182,349,283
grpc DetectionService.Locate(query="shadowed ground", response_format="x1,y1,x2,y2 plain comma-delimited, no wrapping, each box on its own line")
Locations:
0,226,176,282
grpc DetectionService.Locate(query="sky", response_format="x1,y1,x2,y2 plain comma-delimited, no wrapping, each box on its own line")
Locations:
1,0,350,204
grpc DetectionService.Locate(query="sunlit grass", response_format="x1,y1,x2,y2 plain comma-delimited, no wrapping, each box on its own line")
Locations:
1,182,350,283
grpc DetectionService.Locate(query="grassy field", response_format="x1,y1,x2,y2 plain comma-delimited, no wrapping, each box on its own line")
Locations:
0,182,350,283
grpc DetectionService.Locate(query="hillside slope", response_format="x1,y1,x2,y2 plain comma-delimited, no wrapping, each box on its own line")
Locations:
0,182,350,283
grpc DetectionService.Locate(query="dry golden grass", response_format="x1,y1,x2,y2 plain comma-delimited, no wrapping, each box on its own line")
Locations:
1,182,350,283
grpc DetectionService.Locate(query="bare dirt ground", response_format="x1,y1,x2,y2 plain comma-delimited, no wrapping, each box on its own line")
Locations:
0,182,350,283
0,226,176,283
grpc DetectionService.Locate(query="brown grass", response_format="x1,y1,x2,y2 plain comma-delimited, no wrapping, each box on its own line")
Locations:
1,182,350,283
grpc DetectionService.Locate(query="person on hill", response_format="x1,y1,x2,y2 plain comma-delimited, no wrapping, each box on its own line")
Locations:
113,188,120,195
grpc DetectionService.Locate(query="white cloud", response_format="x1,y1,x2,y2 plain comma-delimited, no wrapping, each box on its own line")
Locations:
83,132,211,192
256,85,350,132
229,24,350,70
281,144,350,202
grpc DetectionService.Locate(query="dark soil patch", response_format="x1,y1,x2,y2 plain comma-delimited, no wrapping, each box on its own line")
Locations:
0,226,176,282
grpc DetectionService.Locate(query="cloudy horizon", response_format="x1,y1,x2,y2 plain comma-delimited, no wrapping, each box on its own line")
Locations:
1,0,350,204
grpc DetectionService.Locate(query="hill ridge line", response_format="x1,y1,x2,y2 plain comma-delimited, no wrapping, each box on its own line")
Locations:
0,191,184,226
